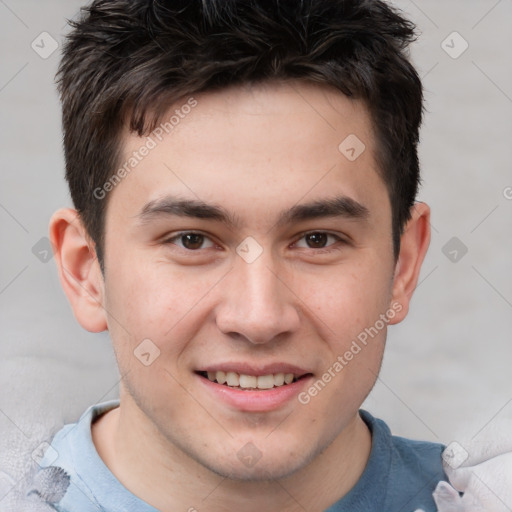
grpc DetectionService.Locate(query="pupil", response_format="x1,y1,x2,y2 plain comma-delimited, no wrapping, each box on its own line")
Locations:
307,233,327,248
183,233,203,250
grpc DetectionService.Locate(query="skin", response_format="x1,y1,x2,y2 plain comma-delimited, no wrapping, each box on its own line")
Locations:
50,80,430,511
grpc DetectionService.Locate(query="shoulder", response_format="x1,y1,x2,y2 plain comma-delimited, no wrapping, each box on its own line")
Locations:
358,410,448,512
32,400,122,511
390,429,447,478
34,400,158,512
0,401,116,512
361,409,446,474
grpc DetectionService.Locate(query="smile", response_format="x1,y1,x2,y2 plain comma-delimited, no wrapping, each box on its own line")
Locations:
196,365,314,412
199,370,300,390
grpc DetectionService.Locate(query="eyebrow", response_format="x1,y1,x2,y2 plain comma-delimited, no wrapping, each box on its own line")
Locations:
137,194,370,229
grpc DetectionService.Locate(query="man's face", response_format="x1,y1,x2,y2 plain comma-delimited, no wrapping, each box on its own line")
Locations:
100,81,399,479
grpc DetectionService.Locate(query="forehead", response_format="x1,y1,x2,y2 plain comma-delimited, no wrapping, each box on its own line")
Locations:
109,80,389,228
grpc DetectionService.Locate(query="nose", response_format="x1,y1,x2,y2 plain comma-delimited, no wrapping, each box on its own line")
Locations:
215,249,301,345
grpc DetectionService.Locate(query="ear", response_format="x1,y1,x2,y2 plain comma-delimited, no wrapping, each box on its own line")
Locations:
49,208,107,333
388,202,431,324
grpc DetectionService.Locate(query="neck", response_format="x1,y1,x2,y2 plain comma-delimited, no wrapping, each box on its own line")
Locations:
92,393,371,512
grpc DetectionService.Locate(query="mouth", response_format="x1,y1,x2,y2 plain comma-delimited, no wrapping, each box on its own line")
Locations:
196,370,310,390
195,363,314,411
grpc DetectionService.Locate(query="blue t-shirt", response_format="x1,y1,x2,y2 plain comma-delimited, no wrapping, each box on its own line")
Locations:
35,400,447,511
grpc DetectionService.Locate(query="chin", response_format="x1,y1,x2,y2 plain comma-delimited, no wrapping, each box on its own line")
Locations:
206,457,307,482
192,441,320,482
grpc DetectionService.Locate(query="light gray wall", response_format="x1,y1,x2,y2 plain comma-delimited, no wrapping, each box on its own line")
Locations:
1,0,511,480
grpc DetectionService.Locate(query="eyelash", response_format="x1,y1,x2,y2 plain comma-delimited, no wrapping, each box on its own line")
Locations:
162,231,347,254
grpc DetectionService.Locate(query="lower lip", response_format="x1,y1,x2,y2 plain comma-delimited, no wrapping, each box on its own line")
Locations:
197,374,313,412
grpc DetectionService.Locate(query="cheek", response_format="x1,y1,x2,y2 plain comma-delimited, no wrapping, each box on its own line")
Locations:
298,259,393,337
102,258,220,359
293,258,391,400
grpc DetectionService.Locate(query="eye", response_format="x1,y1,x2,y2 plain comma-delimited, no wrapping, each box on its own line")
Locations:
163,230,346,253
293,231,344,251
164,232,216,251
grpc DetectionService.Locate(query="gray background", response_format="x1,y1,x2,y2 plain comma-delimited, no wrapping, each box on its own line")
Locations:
1,0,511,484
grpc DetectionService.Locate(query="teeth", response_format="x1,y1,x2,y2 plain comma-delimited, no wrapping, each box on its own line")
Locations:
274,373,285,386
204,371,297,389
239,375,257,388
256,374,274,389
226,372,240,387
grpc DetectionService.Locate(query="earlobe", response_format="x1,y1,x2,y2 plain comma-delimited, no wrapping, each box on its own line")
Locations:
49,208,107,333
388,202,431,325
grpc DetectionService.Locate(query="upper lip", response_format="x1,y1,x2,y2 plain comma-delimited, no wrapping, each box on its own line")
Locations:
197,362,312,377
